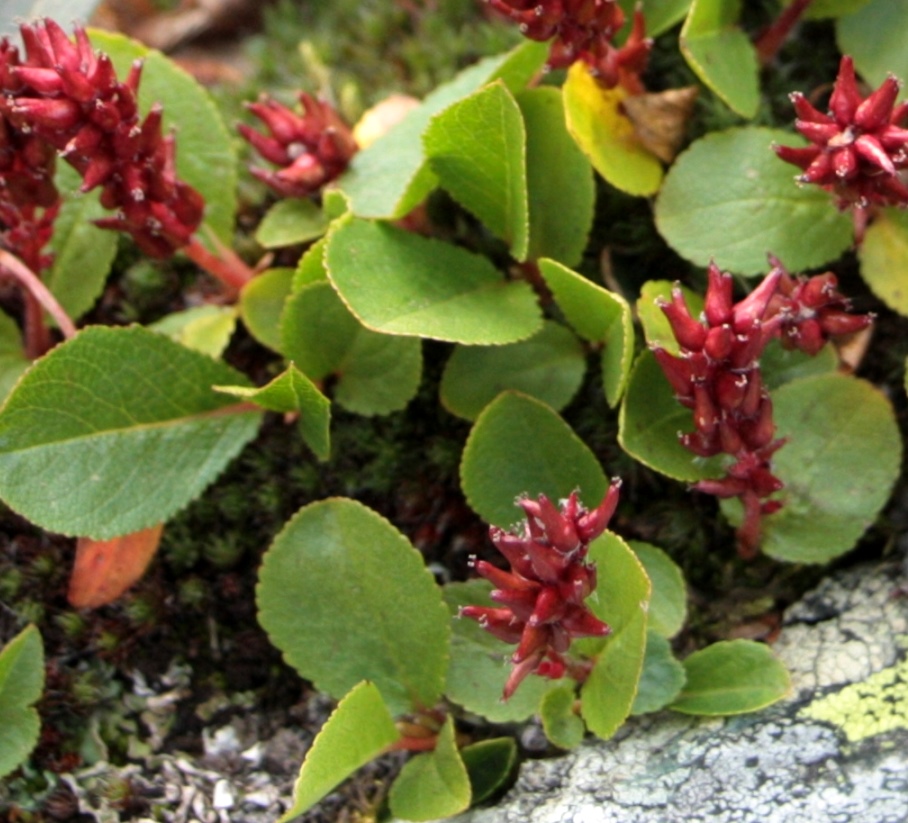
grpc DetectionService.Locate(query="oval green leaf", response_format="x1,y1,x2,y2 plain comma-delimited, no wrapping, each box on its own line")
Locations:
239,267,295,353
803,0,871,18
0,325,262,539
837,0,908,88
443,580,564,723
618,350,726,482
256,498,450,716
281,281,422,416
336,42,547,220
563,62,663,196
631,630,687,715
655,127,853,274
293,237,329,291
255,199,329,249
0,311,29,406
538,258,634,407
723,372,901,563
461,738,517,805
620,0,691,36
637,280,703,357
389,716,471,822
670,639,790,715
858,207,908,316
214,364,330,461
277,681,400,823
540,684,585,750
628,541,687,639
680,0,759,118
88,30,237,245
46,163,118,322
440,321,586,421
325,217,541,344
424,81,529,260
760,338,839,389
461,391,607,528
150,305,237,358
0,625,44,780
580,531,651,739
518,87,595,266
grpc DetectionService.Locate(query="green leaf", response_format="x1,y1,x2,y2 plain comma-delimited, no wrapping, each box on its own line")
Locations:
257,499,450,716
336,42,547,220
0,311,29,406
837,0,908,88
278,681,400,823
631,631,687,715
518,87,594,266
88,30,236,245
443,580,563,723
759,338,839,389
149,305,237,358
655,127,853,274
0,625,44,780
325,217,541,344
538,258,634,407
293,237,329,291
0,325,262,538
389,717,471,822
281,281,422,416
540,685,585,750
858,207,908,316
46,163,118,322
460,738,517,805
621,0,691,35
460,391,607,528
239,268,295,353
424,81,529,260
563,62,663,196
618,350,725,482
628,541,686,639
214,364,330,461
440,321,586,421
255,199,329,249
636,280,703,357
680,0,759,118
722,373,901,563
580,532,651,739
802,0,871,19
670,639,790,715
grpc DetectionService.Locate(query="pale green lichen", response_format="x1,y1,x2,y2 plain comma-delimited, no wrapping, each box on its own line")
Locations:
799,655,908,743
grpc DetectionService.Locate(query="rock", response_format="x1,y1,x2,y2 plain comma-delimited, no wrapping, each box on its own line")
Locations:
453,560,908,823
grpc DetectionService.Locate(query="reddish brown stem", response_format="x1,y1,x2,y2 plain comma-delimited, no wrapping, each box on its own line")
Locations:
385,735,439,753
0,249,76,357
22,289,53,360
755,0,815,66
183,232,254,292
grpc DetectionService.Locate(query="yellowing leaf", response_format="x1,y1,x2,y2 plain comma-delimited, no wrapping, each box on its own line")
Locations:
563,63,663,196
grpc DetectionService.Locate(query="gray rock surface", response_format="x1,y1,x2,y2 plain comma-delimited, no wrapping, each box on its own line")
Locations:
454,560,908,823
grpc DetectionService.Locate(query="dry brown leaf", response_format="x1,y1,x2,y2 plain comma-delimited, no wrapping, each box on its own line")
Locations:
68,523,164,609
621,86,699,164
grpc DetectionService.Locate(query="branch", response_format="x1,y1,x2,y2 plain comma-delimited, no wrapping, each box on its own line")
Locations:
0,249,77,340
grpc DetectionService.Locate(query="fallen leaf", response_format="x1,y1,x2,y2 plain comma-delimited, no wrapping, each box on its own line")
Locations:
621,86,699,163
68,523,164,609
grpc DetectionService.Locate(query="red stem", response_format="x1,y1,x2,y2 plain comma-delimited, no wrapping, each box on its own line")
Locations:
755,0,815,66
0,249,76,356
22,290,53,360
183,233,255,292
385,735,439,753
